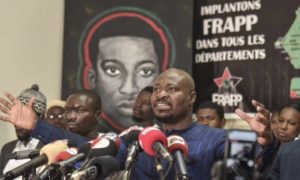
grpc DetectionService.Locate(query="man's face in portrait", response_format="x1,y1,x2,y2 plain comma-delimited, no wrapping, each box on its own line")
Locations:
94,36,159,128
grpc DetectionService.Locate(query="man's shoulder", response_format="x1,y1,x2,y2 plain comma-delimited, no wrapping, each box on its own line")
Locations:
192,124,226,135
1,139,18,151
280,139,300,154
186,124,226,141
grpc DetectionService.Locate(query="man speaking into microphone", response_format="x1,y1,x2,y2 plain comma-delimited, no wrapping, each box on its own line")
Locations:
0,68,273,179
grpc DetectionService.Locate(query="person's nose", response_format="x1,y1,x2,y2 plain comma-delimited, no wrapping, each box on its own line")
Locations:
65,111,76,122
200,118,209,125
280,122,288,130
119,75,138,96
155,88,169,100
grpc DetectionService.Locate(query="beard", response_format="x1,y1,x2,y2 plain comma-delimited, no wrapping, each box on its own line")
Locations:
16,131,31,141
132,115,143,123
155,114,182,124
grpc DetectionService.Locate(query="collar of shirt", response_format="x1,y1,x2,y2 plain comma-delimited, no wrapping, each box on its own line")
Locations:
164,122,197,136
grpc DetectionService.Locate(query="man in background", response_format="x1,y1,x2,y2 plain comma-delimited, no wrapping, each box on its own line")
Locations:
196,101,226,128
62,89,102,139
45,99,67,129
132,86,156,127
0,84,46,179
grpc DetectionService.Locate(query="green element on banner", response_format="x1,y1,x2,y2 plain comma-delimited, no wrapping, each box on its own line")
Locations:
274,7,300,69
290,77,300,99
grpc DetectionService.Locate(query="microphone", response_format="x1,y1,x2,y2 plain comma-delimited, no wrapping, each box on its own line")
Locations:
86,138,119,159
139,127,173,163
58,141,92,167
70,156,120,180
3,140,68,179
36,143,90,180
101,132,122,149
167,135,189,180
8,149,40,160
124,129,143,170
55,147,78,162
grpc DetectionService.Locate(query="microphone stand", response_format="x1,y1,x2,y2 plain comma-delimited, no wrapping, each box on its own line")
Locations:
155,157,164,180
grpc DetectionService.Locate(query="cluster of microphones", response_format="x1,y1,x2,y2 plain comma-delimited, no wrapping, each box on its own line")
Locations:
1,126,190,180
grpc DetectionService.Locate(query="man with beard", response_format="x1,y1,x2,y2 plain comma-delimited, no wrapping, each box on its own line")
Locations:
132,86,156,127
0,84,46,178
0,69,273,179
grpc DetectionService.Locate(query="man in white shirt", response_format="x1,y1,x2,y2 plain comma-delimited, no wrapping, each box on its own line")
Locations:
0,84,46,179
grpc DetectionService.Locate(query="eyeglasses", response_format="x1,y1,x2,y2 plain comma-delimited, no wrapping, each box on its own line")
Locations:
47,114,64,119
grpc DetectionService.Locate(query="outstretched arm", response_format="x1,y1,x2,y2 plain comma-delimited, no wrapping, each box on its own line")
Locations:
235,100,273,146
0,92,91,146
0,92,37,130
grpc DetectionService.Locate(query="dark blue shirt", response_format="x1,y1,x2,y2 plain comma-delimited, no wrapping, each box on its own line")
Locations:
33,121,225,179
117,123,226,180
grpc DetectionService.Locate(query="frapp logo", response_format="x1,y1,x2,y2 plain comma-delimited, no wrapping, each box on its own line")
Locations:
212,67,243,106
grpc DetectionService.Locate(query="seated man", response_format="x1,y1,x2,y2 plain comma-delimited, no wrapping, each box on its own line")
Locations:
196,101,226,128
0,69,273,179
132,86,156,127
45,99,67,129
63,89,102,139
0,84,46,179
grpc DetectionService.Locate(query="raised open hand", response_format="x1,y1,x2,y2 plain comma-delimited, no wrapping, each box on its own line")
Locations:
0,92,37,130
235,100,273,145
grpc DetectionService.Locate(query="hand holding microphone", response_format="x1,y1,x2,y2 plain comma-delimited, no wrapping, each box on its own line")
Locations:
167,135,189,180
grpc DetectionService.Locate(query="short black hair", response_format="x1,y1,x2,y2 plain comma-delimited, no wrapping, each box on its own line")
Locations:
71,89,102,111
282,102,300,113
196,101,224,119
89,16,165,69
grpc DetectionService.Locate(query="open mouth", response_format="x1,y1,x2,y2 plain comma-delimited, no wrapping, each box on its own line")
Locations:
155,101,171,111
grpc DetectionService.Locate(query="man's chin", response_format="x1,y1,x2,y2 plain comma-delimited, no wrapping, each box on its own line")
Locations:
17,134,30,141
155,115,177,124
132,116,143,123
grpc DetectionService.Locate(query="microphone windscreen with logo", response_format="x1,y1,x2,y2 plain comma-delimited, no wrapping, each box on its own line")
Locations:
88,136,102,147
119,126,144,137
87,138,119,159
102,132,121,149
138,127,167,156
167,135,189,156
40,140,69,164
55,147,78,162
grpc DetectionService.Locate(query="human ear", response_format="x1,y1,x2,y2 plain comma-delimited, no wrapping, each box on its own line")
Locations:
88,68,96,89
95,110,102,120
190,90,197,106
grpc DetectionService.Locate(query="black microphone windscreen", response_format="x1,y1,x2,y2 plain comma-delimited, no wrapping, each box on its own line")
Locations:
4,154,48,179
124,130,140,145
67,140,78,148
87,139,118,159
88,156,120,179
78,143,92,155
